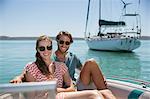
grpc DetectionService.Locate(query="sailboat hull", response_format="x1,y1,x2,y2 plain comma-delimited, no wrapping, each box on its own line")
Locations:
86,37,141,52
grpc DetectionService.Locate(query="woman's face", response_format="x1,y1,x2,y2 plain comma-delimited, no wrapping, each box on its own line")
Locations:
58,35,71,53
37,40,52,60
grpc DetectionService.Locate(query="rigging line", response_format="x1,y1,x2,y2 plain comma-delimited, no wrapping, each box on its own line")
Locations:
84,0,91,38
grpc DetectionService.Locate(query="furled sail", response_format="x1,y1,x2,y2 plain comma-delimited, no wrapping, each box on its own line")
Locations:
99,19,126,26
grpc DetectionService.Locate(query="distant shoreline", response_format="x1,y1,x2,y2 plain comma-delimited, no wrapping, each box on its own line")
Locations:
0,36,150,40
0,36,84,40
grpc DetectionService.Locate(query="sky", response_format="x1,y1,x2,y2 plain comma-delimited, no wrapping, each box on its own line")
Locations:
0,0,150,37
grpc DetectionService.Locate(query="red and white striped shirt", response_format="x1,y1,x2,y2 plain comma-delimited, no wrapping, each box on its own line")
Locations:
25,61,69,88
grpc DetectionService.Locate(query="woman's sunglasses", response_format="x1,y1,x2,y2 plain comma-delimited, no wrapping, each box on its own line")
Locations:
38,45,52,51
59,40,70,45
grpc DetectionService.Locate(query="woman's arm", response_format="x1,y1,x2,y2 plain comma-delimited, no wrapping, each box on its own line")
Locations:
57,71,75,93
25,71,36,82
10,70,26,83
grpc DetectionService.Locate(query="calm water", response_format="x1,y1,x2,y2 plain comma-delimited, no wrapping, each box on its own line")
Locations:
0,40,150,84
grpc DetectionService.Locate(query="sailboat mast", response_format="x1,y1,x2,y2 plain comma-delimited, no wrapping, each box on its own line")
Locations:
99,0,101,34
84,0,91,38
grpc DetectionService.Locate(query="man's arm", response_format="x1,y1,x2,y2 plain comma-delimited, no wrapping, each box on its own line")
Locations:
74,55,82,70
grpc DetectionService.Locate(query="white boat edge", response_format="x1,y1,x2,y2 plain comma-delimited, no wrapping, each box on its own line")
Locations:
76,69,150,99
0,77,150,99
107,79,150,99
0,81,57,99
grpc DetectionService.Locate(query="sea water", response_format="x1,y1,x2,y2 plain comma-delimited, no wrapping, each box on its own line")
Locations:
0,40,150,83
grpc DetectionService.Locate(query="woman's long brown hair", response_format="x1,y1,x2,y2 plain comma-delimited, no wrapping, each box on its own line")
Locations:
35,35,52,76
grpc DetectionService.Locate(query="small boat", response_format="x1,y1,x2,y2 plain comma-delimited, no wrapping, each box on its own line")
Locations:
84,0,141,52
0,77,150,99
75,69,150,99
76,69,150,99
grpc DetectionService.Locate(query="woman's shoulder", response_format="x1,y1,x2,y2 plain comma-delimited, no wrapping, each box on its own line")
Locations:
25,62,36,69
26,62,35,66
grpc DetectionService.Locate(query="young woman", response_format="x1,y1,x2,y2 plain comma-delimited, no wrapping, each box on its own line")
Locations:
14,35,105,99
24,35,75,93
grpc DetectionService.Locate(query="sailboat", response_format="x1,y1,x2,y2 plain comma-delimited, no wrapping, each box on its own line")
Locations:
84,0,141,52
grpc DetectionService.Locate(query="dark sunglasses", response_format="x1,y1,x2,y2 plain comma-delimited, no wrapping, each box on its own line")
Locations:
38,45,52,51
59,40,70,45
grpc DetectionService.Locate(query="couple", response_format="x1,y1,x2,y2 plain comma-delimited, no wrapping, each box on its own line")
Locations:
10,31,116,99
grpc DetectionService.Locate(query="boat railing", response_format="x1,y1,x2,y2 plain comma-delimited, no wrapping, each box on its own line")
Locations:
0,81,56,99
108,76,150,89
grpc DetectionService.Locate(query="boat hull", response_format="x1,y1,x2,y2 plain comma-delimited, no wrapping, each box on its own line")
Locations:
75,69,150,99
0,79,149,99
86,37,141,52
107,79,150,99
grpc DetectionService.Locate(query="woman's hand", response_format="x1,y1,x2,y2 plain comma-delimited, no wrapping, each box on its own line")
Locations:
10,70,27,83
57,71,75,93
10,76,22,83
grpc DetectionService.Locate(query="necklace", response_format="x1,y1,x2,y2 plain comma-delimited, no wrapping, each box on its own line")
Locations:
47,62,55,80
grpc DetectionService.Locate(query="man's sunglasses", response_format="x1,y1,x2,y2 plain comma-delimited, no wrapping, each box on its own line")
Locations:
38,45,52,51
59,40,70,45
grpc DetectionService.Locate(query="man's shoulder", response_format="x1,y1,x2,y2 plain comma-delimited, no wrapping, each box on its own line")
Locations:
68,52,81,63
68,52,76,57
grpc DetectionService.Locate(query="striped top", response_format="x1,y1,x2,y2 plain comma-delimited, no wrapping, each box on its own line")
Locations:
25,61,69,88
